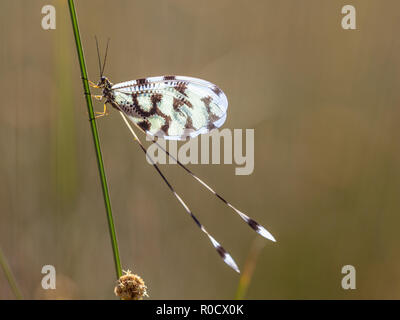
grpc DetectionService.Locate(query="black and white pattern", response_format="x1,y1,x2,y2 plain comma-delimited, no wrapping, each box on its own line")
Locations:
149,137,276,242
94,73,276,273
108,75,228,140
120,114,240,273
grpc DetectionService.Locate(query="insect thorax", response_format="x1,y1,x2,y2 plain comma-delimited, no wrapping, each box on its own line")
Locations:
100,77,115,103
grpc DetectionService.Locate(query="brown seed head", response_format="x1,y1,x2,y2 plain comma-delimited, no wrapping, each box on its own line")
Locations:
114,270,148,300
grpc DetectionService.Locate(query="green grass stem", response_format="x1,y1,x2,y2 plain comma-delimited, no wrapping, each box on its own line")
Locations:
0,247,23,299
67,0,122,279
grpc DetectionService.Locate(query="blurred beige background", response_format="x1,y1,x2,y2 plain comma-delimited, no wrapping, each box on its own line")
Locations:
0,0,399,299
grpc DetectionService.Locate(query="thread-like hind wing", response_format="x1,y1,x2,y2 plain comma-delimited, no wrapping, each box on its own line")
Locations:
119,112,239,273
149,136,276,242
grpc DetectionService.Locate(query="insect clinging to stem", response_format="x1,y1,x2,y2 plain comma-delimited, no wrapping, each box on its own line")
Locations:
89,38,276,273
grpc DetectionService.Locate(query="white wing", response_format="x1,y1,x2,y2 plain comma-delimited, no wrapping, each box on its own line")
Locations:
111,75,228,140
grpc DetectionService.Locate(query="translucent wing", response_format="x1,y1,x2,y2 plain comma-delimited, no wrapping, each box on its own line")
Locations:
111,76,228,140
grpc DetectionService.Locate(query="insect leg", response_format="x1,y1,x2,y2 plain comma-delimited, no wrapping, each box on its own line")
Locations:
94,104,109,119
92,95,103,101
89,80,100,88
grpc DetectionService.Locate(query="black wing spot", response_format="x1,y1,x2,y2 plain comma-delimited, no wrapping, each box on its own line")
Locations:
207,123,217,130
151,93,163,104
175,82,188,96
173,97,184,111
138,120,150,131
163,75,176,80
161,124,169,135
212,86,222,96
185,117,195,130
201,96,213,109
247,218,260,232
216,245,227,259
136,78,148,85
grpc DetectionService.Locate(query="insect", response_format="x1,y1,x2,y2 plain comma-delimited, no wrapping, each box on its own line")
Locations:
90,39,276,273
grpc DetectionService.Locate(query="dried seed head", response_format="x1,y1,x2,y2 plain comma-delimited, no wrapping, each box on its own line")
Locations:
114,270,148,300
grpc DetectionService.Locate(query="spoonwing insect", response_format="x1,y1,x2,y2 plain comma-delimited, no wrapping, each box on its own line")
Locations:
90,39,276,273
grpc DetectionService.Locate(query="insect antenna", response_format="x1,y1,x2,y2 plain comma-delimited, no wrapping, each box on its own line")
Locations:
140,133,276,242
95,36,103,78
101,38,110,77
95,37,110,78
119,112,240,273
